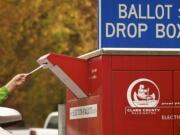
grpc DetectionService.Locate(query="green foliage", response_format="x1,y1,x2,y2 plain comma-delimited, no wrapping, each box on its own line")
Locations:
0,0,97,126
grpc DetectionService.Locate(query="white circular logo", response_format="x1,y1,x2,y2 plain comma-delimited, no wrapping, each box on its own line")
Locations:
127,78,160,108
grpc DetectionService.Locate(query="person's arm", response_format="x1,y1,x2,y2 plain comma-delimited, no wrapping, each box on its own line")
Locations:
5,74,28,92
0,74,28,104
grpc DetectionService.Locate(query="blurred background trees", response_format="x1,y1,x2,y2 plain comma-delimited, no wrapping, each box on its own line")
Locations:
0,0,97,126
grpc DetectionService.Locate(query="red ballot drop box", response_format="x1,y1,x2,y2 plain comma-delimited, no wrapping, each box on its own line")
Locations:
38,49,180,135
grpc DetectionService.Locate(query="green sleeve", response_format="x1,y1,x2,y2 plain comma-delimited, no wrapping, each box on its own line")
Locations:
0,87,9,104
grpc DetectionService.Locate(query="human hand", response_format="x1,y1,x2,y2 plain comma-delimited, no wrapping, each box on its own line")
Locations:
5,74,28,92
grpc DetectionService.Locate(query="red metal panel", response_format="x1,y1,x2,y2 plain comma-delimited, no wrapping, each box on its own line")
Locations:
82,56,113,135
66,95,102,135
67,56,103,100
173,71,180,135
100,56,113,135
112,56,180,71
88,56,103,96
47,53,90,96
67,56,113,135
112,71,173,135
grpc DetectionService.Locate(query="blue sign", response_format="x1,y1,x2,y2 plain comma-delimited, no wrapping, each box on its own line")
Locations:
99,0,180,49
